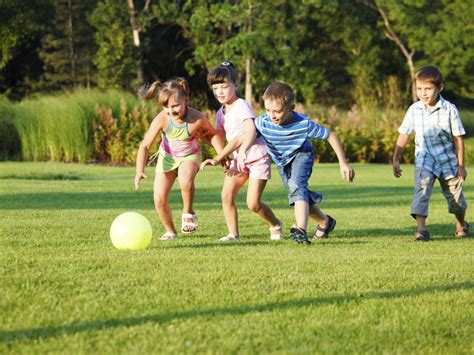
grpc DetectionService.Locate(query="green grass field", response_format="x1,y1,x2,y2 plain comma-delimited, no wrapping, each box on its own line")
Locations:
1,162,473,353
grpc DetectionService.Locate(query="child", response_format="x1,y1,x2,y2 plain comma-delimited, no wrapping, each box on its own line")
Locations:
135,77,224,240
392,65,469,241
247,82,355,244
200,61,282,241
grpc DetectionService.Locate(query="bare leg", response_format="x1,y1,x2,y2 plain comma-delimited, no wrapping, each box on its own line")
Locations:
415,214,427,231
294,200,310,230
454,211,466,232
221,173,248,236
308,203,328,237
154,172,177,234
177,161,199,214
246,178,280,227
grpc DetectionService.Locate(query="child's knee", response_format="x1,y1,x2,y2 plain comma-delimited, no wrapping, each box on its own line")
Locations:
246,199,261,213
154,195,167,209
221,190,235,205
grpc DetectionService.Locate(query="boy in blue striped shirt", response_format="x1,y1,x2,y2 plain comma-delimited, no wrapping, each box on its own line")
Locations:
241,82,355,244
393,65,468,241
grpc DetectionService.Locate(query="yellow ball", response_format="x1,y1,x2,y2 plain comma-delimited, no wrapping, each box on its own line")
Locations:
110,212,152,250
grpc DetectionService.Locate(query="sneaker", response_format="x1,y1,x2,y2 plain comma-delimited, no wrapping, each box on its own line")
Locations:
219,234,240,241
290,227,311,244
414,230,430,242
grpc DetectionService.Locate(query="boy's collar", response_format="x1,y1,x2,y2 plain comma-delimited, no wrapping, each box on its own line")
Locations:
414,94,447,111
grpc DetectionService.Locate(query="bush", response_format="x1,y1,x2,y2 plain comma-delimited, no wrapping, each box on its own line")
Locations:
92,99,157,165
308,104,415,164
0,97,21,161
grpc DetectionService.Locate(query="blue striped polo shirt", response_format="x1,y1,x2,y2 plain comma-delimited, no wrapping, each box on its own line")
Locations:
398,95,465,179
254,111,330,167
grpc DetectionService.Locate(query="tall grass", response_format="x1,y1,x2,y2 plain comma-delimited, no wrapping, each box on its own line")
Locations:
3,89,474,164
13,90,143,163
0,97,21,160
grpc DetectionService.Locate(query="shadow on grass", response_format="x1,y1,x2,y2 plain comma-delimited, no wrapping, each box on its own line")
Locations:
157,240,270,249
1,281,471,343
0,186,415,210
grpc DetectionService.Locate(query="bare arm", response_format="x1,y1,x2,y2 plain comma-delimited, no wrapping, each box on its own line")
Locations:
237,118,257,169
327,131,355,182
392,134,410,178
196,116,225,154
454,135,467,181
134,114,164,189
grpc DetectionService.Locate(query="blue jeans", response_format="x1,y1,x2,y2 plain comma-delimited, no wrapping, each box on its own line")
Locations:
277,151,323,206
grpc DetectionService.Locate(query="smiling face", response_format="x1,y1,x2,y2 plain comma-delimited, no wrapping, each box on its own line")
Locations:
264,99,294,125
163,94,188,121
416,80,443,108
211,80,238,105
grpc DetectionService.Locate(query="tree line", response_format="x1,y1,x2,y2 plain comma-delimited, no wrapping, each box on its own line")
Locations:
1,0,473,109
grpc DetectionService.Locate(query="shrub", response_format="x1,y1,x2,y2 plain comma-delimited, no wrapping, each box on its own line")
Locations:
0,97,21,161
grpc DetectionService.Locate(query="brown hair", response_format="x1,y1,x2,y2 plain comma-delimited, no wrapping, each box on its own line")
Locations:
415,65,443,87
141,77,190,106
262,82,295,109
207,60,238,86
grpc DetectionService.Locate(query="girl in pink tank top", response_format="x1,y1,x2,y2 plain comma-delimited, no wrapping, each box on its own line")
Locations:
135,78,224,240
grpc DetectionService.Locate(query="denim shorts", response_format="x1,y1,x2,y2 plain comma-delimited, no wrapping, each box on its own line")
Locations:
276,151,323,206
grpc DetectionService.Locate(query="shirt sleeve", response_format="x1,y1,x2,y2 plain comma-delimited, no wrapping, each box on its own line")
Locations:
398,106,415,135
237,100,255,123
254,115,263,138
307,120,329,140
215,107,224,131
450,106,466,137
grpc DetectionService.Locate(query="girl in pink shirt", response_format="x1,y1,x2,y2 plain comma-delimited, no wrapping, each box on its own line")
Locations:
201,61,282,241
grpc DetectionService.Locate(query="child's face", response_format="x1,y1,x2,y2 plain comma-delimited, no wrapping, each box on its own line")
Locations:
264,99,293,125
416,80,442,107
163,94,188,120
211,80,237,105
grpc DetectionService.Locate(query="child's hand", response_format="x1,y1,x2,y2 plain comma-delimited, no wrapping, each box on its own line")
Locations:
340,163,355,182
134,172,147,190
393,161,402,178
237,151,247,171
200,159,218,171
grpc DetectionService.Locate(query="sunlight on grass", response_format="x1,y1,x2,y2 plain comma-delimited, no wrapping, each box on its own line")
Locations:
0,162,472,353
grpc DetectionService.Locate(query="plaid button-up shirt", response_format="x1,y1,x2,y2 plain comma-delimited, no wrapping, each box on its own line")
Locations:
398,95,465,179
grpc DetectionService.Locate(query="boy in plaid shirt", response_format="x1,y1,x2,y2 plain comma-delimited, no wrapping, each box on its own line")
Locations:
393,65,468,241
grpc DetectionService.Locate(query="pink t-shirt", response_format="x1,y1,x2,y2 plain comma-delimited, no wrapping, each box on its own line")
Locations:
215,98,268,161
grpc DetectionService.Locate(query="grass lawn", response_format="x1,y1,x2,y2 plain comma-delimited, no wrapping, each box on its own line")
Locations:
1,162,473,353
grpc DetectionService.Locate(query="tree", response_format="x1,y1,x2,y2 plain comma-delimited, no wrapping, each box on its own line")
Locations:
39,0,97,91
89,0,138,89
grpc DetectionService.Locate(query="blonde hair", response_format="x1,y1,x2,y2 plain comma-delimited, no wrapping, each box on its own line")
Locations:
141,77,190,106
415,65,443,87
262,82,295,109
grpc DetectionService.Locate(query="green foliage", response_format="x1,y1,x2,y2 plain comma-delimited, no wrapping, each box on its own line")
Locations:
11,89,141,162
306,104,415,164
0,0,51,68
0,97,21,160
92,99,156,165
0,162,473,353
89,0,137,89
39,0,97,91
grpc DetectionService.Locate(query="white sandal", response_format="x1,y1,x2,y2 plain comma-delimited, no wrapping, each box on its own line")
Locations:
181,213,197,234
269,220,283,240
219,234,240,241
159,231,177,240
